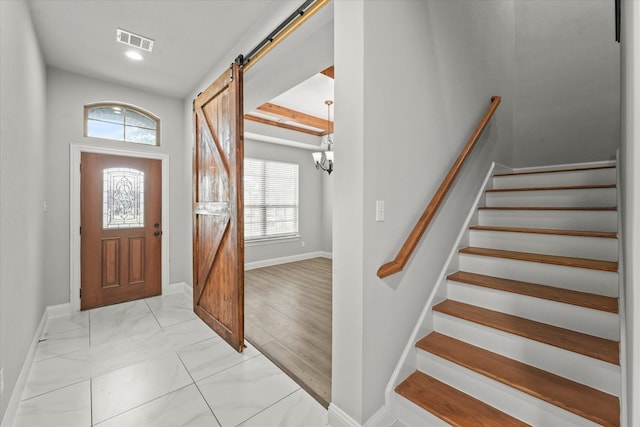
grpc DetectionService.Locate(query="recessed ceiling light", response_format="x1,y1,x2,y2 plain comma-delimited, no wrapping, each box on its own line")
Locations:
125,50,143,61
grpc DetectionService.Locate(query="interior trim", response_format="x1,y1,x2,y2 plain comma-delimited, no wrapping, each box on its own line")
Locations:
69,143,170,312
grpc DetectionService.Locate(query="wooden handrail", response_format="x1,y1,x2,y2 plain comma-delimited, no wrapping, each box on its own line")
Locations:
377,96,502,278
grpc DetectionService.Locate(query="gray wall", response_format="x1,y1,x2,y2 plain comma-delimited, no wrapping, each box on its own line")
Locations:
331,1,621,422
44,68,188,305
513,0,620,167
332,1,515,423
244,139,330,264
0,0,48,418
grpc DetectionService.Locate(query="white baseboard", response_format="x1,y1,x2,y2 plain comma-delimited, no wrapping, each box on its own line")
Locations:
46,303,71,319
245,251,332,270
1,307,49,427
167,282,193,298
328,403,391,427
364,405,392,427
328,403,361,427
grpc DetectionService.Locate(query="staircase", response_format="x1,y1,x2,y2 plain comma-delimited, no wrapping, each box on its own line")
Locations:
394,163,621,426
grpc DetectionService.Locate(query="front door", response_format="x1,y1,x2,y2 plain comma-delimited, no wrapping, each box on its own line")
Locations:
81,153,162,310
192,62,244,352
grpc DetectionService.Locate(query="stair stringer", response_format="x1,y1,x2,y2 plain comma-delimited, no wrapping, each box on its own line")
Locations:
385,162,499,426
615,151,629,427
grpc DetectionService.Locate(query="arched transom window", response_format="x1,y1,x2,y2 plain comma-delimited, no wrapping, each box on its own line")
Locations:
85,103,160,146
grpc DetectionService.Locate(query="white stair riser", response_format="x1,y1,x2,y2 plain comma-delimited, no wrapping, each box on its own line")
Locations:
485,188,616,208
458,253,618,297
492,169,616,189
469,230,618,261
447,281,619,340
417,351,605,427
393,393,451,427
432,313,621,396
478,209,617,232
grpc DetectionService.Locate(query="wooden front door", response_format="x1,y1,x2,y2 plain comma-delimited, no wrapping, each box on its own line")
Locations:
193,62,244,352
81,153,162,310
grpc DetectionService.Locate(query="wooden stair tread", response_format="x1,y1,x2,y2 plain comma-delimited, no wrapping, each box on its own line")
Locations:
447,271,618,313
494,165,615,177
459,246,618,272
478,206,617,211
396,371,530,427
433,300,619,364
417,333,620,427
486,184,615,193
469,225,617,239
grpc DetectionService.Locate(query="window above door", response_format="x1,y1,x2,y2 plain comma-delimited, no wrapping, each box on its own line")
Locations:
84,103,160,146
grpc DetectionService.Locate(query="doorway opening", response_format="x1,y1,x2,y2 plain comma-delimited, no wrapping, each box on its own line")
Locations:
242,64,334,406
191,0,334,407
80,152,162,310
70,144,170,313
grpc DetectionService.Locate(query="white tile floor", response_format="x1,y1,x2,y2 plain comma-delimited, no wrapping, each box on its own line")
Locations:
12,292,328,427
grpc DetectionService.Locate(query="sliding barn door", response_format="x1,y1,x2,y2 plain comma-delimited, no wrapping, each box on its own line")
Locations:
193,62,244,352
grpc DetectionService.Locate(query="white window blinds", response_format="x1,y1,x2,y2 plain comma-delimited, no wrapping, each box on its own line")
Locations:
244,158,299,240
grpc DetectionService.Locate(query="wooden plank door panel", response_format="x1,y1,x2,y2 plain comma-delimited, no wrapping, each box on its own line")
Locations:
193,62,244,352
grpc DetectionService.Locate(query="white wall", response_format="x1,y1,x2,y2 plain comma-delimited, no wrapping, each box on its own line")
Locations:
621,0,640,425
332,0,514,423
513,0,620,167
0,0,48,419
44,68,188,305
244,139,329,264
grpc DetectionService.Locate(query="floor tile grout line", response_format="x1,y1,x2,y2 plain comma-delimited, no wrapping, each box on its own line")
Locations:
90,383,195,426
19,378,89,403
31,337,91,364
179,346,263,385
234,388,302,426
90,377,94,426
176,351,222,426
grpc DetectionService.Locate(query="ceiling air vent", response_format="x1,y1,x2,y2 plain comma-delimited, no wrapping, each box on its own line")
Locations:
116,29,154,52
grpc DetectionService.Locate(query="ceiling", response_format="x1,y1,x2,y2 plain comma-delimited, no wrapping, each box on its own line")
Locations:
26,0,334,144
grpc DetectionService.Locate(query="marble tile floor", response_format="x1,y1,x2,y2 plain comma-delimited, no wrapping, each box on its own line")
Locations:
12,292,328,427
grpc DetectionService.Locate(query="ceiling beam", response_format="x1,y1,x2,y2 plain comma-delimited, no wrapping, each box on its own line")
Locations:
244,114,326,137
320,65,334,79
256,102,333,133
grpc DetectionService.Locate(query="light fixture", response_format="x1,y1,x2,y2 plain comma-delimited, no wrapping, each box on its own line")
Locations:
312,100,334,175
125,50,144,61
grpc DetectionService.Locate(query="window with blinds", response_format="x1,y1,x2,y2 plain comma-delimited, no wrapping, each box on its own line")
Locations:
244,158,299,240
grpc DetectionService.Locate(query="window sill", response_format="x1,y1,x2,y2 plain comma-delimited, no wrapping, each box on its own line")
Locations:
245,235,300,247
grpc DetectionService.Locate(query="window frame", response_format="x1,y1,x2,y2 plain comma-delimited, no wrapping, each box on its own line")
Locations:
84,102,161,146
244,157,300,243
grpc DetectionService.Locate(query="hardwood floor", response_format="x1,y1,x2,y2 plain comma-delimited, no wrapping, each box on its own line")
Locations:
244,257,332,407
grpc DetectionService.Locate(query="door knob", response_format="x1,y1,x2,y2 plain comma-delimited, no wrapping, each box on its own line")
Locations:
154,223,160,228
154,231,162,236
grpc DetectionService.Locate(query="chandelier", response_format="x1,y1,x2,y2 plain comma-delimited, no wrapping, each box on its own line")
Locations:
312,100,334,175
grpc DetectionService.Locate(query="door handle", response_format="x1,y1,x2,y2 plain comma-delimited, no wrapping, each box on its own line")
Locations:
154,231,162,237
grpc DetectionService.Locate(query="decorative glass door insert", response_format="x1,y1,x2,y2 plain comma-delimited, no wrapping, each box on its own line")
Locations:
103,167,145,229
